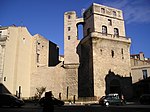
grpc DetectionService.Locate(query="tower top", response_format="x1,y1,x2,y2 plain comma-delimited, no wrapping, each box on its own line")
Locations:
84,3,123,20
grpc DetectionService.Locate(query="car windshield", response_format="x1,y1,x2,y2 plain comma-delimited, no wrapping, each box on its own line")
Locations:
106,95,119,99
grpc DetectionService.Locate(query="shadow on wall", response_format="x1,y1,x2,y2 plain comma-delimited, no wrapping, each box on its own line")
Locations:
105,70,133,100
0,83,11,94
132,77,150,99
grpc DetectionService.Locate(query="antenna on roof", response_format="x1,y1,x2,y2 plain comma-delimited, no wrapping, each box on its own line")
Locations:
20,19,24,27
81,8,86,17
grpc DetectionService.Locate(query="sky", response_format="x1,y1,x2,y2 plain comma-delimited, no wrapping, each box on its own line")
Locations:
0,0,150,58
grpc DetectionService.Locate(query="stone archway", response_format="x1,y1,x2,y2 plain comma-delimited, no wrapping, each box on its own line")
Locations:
110,79,121,95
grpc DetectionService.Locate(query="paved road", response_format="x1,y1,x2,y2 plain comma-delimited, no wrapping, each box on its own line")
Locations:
0,103,150,112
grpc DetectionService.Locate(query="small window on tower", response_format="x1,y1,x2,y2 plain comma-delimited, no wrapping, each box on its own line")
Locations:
111,50,114,58
68,36,70,40
108,19,112,26
0,31,2,36
102,26,107,35
87,28,91,35
100,49,103,55
68,15,71,19
101,8,105,13
114,28,119,37
121,48,124,59
37,53,40,63
113,11,117,16
68,27,71,31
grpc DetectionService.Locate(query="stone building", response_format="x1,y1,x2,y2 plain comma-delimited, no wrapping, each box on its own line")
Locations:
64,3,131,99
131,52,150,97
0,26,60,98
0,3,149,100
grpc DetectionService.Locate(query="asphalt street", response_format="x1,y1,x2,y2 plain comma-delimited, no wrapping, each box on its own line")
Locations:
0,103,150,112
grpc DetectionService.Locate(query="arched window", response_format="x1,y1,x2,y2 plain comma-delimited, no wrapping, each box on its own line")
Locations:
101,8,105,13
113,11,116,16
87,28,91,35
111,50,114,58
68,15,71,19
114,28,119,37
102,26,107,35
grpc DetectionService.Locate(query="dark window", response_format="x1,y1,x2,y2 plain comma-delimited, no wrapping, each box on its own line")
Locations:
121,48,124,59
68,27,71,31
111,50,114,58
87,28,91,35
101,8,105,13
102,26,107,34
0,31,2,36
4,77,6,81
142,70,148,79
108,19,112,26
100,49,103,55
121,48,124,54
114,28,119,37
68,36,70,40
68,15,71,19
37,53,40,63
113,11,116,16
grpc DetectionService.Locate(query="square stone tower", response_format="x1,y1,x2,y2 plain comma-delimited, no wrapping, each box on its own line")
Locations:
77,3,131,98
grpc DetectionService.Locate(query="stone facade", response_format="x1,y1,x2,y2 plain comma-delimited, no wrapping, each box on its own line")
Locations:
131,52,150,83
77,3,131,98
0,3,149,100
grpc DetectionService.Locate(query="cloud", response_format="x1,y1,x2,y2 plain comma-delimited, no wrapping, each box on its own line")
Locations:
101,0,150,24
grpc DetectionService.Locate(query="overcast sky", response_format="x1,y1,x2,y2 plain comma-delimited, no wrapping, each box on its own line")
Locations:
0,0,150,58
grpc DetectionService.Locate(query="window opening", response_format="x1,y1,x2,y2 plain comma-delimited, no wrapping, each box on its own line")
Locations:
111,50,114,58
68,15,71,19
114,28,119,37
108,19,112,26
101,8,105,13
68,27,71,31
113,11,116,16
100,49,103,55
121,48,124,59
68,36,70,40
142,70,148,79
102,26,107,35
37,53,40,63
87,28,91,35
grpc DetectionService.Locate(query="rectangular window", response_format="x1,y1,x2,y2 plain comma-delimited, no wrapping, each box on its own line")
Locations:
0,31,2,36
37,53,40,63
68,27,71,31
68,15,71,19
101,8,105,13
108,19,112,26
68,36,70,40
142,70,148,79
113,11,117,16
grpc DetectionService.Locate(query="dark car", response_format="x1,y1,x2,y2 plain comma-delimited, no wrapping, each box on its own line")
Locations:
39,97,64,107
0,93,24,107
139,94,150,105
99,93,123,106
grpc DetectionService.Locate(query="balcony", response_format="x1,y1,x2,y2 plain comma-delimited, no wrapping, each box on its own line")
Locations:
90,32,131,43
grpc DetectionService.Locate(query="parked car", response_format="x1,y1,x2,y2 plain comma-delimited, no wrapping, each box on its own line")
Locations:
99,93,124,106
139,94,150,105
39,97,64,107
0,93,24,107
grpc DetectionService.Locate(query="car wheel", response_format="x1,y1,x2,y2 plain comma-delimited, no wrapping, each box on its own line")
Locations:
105,102,109,106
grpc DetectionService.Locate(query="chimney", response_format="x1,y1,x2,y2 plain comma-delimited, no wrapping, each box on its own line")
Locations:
139,52,145,60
